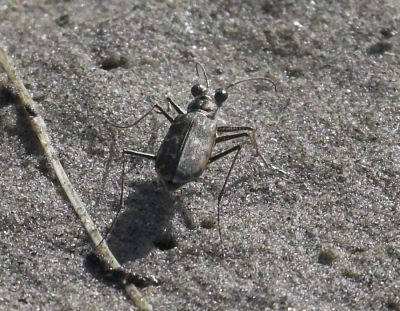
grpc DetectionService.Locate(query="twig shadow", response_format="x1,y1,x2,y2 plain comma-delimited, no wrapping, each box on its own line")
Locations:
0,84,17,108
1,86,42,156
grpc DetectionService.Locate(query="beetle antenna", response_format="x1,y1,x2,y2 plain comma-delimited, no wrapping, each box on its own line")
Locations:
225,77,277,92
195,62,209,88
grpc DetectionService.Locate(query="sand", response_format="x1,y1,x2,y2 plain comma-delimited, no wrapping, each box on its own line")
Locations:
0,1,399,310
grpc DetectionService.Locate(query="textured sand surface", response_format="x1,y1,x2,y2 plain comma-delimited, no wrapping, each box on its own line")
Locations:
0,1,399,310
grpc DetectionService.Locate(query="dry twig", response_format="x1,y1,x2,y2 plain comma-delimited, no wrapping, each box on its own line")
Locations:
0,47,152,311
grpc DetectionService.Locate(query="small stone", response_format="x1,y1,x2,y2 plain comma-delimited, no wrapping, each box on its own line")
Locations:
367,41,393,54
200,217,216,229
342,269,362,281
100,52,129,70
55,15,70,27
380,27,397,38
318,248,339,265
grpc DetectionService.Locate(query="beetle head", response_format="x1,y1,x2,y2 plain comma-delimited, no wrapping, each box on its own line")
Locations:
186,62,277,118
186,84,228,118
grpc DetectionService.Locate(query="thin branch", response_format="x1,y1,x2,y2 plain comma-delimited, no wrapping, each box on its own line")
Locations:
0,47,152,311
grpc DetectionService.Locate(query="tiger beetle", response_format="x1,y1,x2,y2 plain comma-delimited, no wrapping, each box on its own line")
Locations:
113,63,287,248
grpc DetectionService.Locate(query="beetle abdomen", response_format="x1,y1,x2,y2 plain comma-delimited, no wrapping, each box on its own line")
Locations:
155,113,216,190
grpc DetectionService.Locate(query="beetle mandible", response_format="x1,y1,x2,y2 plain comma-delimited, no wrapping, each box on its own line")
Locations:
119,63,284,243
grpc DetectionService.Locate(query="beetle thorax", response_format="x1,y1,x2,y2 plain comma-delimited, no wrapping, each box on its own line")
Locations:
187,95,219,118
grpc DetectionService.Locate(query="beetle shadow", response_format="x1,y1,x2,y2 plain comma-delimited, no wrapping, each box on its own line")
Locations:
105,180,187,264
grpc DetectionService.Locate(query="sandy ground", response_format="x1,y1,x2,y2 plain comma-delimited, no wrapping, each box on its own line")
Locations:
0,1,399,310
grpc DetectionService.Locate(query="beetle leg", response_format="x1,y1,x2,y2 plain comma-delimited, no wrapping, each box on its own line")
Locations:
123,149,156,160
101,149,157,243
109,103,174,129
166,96,185,115
121,149,156,211
215,132,250,144
247,130,290,176
155,103,175,123
216,126,289,176
209,144,241,164
208,144,243,250
217,125,254,133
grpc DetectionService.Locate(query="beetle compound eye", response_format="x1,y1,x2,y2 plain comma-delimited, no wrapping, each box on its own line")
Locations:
214,88,228,105
191,84,206,97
